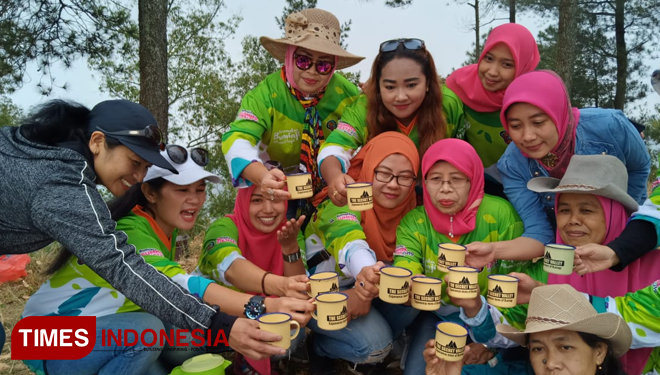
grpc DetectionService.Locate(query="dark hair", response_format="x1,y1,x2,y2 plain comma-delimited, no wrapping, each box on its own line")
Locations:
577,332,627,375
45,178,168,274
364,44,447,158
20,100,91,145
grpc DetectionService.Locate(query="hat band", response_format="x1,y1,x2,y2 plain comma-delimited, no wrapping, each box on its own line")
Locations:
555,184,599,191
525,316,570,325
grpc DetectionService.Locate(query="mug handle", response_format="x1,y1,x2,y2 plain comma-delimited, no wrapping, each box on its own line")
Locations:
306,281,313,298
373,270,381,290
311,301,318,320
289,320,301,340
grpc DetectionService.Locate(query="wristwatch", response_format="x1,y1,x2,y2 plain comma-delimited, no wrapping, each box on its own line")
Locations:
244,295,266,319
283,249,301,263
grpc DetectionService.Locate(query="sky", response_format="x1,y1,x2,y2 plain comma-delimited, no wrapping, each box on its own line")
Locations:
9,0,660,115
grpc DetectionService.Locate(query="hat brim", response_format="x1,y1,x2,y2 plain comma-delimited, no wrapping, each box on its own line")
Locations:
496,312,632,357
527,178,638,212
259,36,364,70
162,171,221,185
115,137,178,174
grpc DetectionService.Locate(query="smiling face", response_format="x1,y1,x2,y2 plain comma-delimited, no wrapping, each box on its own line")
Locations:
372,154,416,209
292,47,334,94
249,187,286,233
90,132,151,197
505,102,560,159
529,329,606,375
144,179,207,235
379,57,428,125
556,193,607,246
424,161,471,215
478,43,516,92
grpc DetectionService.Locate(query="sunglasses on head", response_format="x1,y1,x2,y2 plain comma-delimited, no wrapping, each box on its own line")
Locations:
97,124,164,150
379,38,426,53
294,53,335,75
166,145,210,167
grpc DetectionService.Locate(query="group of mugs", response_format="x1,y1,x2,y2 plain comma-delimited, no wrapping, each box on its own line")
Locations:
286,172,374,211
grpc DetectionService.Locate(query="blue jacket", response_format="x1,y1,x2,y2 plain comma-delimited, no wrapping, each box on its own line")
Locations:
497,108,650,243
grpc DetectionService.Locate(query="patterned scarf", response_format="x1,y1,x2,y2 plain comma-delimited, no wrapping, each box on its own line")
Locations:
281,67,327,212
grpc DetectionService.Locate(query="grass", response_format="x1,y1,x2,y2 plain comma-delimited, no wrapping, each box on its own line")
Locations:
0,235,384,375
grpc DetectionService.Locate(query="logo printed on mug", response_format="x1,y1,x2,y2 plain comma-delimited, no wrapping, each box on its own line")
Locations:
411,276,443,311
543,244,575,275
346,183,374,211
327,305,348,323
448,276,478,291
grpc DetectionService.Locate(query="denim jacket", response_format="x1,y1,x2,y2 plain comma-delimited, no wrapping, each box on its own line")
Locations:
498,108,650,243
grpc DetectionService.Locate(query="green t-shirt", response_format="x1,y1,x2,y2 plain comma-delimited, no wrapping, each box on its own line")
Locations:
222,70,360,186
317,85,465,173
393,195,526,305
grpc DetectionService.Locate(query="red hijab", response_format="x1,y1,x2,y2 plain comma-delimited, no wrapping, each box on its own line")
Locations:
501,70,581,178
226,185,288,277
422,139,485,239
446,23,540,112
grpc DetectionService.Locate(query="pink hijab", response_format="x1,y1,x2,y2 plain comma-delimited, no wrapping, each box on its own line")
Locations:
446,23,540,113
550,194,660,375
422,139,484,239
501,70,581,178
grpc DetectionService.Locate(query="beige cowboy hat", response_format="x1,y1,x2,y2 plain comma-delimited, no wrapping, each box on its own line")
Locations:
497,284,632,357
527,154,638,212
259,8,364,70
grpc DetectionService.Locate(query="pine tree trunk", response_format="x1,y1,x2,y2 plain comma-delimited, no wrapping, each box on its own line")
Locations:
509,0,516,23
139,0,169,141
474,0,481,58
613,0,627,110
555,0,578,93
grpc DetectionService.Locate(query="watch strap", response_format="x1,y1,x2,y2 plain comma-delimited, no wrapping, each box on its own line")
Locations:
283,249,301,263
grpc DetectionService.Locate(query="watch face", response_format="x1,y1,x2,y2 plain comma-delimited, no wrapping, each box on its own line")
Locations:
245,296,266,319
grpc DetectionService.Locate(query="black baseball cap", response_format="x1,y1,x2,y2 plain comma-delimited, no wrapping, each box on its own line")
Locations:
87,100,177,174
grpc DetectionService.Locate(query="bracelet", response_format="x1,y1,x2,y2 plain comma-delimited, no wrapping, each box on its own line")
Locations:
261,271,272,296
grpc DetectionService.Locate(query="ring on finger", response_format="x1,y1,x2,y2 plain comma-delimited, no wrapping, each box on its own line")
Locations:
359,281,365,287
332,190,339,198
267,188,274,196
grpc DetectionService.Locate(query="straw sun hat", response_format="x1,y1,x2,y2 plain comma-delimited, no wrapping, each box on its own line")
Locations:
527,154,639,212
497,284,632,357
259,8,364,70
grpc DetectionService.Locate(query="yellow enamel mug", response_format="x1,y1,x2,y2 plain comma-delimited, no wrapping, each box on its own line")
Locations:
447,266,479,299
346,182,373,211
286,173,313,199
411,276,442,311
376,266,412,304
307,271,340,298
437,243,467,272
257,312,300,349
543,244,575,275
435,322,468,362
312,292,348,331
486,274,519,308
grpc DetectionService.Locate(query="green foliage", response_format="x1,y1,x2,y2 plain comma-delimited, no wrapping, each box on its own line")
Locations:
0,0,134,95
0,97,24,127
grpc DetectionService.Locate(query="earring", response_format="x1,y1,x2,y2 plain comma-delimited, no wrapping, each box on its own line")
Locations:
598,366,602,370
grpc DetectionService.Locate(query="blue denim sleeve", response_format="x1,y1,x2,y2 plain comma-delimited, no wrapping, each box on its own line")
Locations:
498,145,554,244
613,111,651,204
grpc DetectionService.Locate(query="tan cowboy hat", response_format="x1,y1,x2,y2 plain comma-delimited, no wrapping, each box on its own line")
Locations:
259,8,364,70
497,284,632,357
527,154,638,212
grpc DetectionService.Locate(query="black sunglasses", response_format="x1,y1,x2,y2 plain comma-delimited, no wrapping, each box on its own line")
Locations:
97,124,164,151
294,53,335,75
166,145,210,167
379,38,426,53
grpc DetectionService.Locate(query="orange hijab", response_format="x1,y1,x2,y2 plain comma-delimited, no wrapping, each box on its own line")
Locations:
348,132,420,261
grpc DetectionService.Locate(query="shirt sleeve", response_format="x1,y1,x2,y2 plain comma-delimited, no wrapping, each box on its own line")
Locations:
31,179,215,331
393,210,425,275
119,223,213,300
318,96,369,175
441,85,465,138
592,281,660,350
498,146,554,244
222,85,274,187
198,217,245,286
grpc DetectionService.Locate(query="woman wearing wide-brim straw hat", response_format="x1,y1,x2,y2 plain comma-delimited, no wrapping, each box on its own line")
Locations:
424,284,632,375
222,8,364,220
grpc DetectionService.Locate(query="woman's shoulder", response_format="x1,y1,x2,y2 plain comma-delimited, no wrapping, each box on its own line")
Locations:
400,205,429,225
577,108,628,129
328,73,360,96
479,194,519,216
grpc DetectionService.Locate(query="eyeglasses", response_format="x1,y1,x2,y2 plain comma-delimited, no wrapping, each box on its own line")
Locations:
379,38,426,53
166,145,209,167
97,124,164,151
425,176,470,189
374,171,416,187
294,54,335,75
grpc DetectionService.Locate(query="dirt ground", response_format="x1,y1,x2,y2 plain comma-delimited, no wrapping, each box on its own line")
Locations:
0,236,398,375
